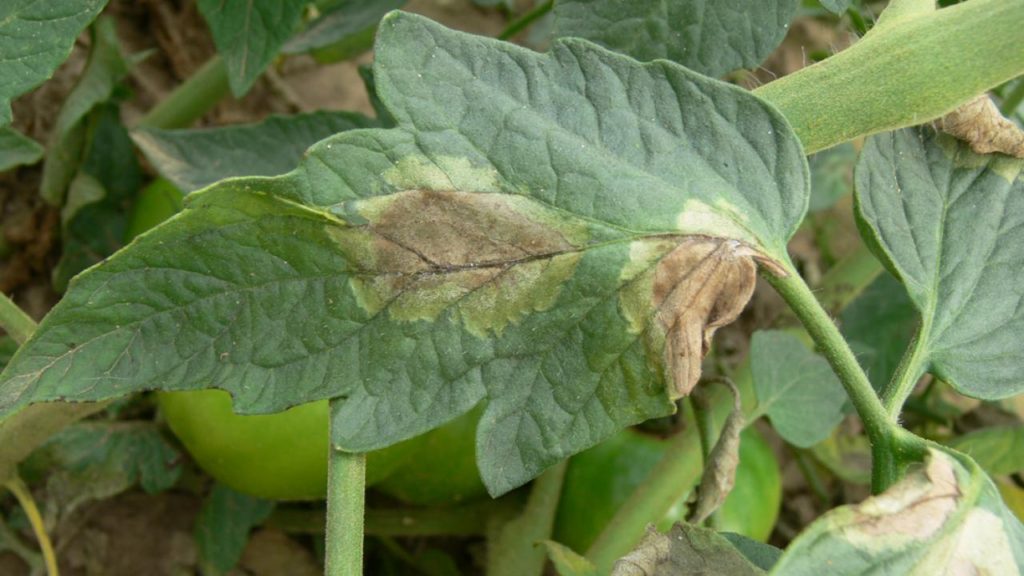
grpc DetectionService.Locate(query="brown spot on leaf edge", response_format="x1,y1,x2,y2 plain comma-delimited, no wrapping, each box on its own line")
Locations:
937,95,1024,159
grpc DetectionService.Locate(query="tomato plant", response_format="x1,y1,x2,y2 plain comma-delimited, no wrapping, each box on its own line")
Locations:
1,1,1023,575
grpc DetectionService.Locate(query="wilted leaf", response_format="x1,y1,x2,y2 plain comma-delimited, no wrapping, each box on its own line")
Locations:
197,0,306,96
612,523,764,576
771,447,1024,575
39,16,133,205
21,421,182,519
947,426,1024,477
132,111,379,192
937,94,1024,158
0,13,808,495
196,483,275,576
840,272,917,388
552,0,799,77
749,330,846,447
0,127,43,171
690,380,744,525
0,0,108,126
283,0,407,62
856,126,1024,400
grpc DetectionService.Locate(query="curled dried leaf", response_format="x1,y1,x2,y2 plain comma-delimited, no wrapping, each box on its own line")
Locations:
612,525,672,576
689,379,745,525
653,239,761,399
936,95,1024,158
612,523,765,576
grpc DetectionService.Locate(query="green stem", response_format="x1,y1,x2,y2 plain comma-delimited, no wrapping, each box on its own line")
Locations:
763,265,904,492
0,512,42,571
267,497,523,536
5,477,59,576
755,0,1024,153
881,321,931,420
812,244,885,314
584,415,703,574
1000,78,1024,116
324,447,366,576
498,0,554,40
134,57,231,130
488,460,567,576
0,292,36,345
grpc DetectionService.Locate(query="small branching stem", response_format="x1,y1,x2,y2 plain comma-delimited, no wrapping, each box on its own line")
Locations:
5,477,59,576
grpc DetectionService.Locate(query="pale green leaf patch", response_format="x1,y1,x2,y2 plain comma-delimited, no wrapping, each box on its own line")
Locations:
0,12,808,495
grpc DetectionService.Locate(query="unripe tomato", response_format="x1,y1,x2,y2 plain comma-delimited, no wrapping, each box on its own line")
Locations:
157,390,422,500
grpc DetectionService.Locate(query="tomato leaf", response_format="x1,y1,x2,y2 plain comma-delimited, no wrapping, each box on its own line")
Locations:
0,0,108,126
0,12,808,495
0,126,43,171
132,111,379,193
614,523,765,576
855,127,1024,400
947,426,1024,477
749,330,846,448
39,16,134,206
770,447,1024,574
196,0,307,97
195,483,275,575
819,0,853,15
283,0,407,62
840,272,917,388
552,0,799,77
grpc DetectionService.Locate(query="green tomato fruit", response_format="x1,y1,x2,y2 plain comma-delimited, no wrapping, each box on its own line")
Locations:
553,426,781,552
158,390,422,500
373,406,488,506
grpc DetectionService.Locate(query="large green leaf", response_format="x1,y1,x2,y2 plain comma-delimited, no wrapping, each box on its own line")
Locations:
771,447,1024,574
197,0,307,97
0,126,43,171
552,0,800,78
132,111,379,192
0,0,108,126
748,330,846,448
0,12,808,495
855,127,1024,400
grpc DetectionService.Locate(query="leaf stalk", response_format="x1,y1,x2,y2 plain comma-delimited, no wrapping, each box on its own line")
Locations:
0,292,36,345
4,477,59,576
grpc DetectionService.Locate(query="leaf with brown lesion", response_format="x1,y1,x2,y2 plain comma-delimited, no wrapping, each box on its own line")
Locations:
937,94,1024,159
653,238,767,399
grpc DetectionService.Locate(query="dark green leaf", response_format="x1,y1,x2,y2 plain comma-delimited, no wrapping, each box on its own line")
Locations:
749,330,846,447
947,426,1024,477
283,0,407,62
855,127,1024,400
0,127,43,171
53,102,142,291
22,421,181,518
0,0,108,126
808,141,856,212
196,483,275,575
0,13,808,496
720,533,782,572
39,16,132,205
771,447,1024,574
197,0,307,96
0,402,109,484
552,0,799,77
132,111,379,192
840,272,917,388
614,523,764,576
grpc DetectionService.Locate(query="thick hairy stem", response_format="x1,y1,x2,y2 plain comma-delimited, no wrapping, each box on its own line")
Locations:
324,445,366,576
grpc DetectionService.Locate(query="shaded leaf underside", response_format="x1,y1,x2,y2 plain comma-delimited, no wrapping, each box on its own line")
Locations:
0,12,808,495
